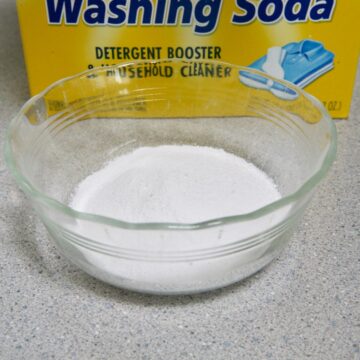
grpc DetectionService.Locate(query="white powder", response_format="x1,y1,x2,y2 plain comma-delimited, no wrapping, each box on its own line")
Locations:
70,145,281,223
67,145,286,292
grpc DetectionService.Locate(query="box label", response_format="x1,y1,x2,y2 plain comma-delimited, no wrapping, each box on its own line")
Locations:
17,0,360,117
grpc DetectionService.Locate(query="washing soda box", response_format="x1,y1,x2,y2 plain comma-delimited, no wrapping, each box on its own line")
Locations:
17,0,360,118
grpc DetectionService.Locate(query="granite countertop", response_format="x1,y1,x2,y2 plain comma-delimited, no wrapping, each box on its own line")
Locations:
0,1,359,359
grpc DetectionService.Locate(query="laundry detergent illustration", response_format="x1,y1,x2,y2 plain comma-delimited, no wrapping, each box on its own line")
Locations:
240,40,335,100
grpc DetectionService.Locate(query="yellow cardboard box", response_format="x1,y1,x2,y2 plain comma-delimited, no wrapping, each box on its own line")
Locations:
17,0,360,118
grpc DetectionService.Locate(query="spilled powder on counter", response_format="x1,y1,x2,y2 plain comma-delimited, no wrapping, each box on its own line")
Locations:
70,145,281,223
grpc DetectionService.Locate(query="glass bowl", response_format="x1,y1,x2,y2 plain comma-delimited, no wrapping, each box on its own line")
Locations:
5,60,336,295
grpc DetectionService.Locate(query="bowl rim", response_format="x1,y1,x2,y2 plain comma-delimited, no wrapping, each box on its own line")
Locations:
4,59,337,231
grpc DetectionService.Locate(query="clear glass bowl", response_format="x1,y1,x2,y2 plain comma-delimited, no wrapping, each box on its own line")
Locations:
5,60,336,295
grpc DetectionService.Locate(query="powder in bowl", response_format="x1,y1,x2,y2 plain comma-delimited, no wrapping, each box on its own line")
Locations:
70,145,281,223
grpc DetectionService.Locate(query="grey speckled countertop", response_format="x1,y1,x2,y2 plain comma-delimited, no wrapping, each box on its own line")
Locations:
0,1,359,359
